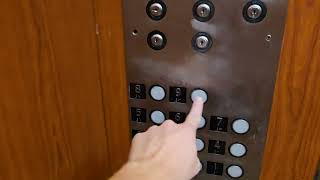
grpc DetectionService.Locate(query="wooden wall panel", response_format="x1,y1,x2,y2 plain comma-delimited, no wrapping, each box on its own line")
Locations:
94,0,131,174
260,0,320,179
0,0,110,179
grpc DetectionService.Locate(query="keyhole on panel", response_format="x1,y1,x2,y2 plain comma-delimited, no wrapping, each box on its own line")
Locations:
152,8,159,14
252,9,257,16
201,8,205,15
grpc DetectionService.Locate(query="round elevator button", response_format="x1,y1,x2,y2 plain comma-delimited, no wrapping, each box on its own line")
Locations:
198,116,206,129
227,165,244,178
150,85,166,101
191,89,208,103
150,110,165,124
196,138,205,152
232,119,250,134
229,143,247,157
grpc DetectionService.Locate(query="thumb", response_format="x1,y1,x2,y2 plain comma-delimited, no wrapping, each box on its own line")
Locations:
184,97,204,130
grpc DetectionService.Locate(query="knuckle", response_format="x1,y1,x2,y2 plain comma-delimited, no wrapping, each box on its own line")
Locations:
132,133,143,142
147,125,158,132
162,119,176,127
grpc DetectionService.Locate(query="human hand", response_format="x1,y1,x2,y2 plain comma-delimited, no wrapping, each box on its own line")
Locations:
110,97,204,180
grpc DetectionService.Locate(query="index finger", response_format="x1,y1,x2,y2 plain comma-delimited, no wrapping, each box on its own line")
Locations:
184,97,204,129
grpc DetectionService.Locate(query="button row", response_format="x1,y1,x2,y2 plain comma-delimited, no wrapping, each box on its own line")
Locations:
149,109,205,129
131,108,250,134
129,83,208,103
196,138,247,158
206,161,244,178
146,0,267,23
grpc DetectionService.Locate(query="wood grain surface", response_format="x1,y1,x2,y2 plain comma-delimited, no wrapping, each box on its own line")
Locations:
0,0,110,179
94,0,131,175
260,0,320,179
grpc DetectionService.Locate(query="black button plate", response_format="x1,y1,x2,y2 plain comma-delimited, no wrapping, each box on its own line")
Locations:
208,140,226,155
169,87,187,103
129,83,146,99
169,112,187,124
131,107,147,122
210,116,228,132
207,161,224,175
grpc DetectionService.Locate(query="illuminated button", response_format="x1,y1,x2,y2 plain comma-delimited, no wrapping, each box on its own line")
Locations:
229,143,247,157
198,116,206,129
196,138,205,152
227,165,243,178
232,119,250,134
191,89,208,103
150,85,166,101
150,110,165,124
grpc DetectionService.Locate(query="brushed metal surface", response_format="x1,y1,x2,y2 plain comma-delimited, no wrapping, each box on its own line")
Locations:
123,0,288,179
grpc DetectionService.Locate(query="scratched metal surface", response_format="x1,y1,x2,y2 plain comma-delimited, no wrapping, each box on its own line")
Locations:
122,0,288,179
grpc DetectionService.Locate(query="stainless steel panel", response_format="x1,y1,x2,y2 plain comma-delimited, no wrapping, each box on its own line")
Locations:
123,0,288,179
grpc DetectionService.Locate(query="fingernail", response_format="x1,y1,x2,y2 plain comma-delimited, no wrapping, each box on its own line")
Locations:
195,96,203,103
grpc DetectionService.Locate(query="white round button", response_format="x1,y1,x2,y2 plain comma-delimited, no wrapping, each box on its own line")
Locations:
229,143,247,157
196,138,205,152
191,89,208,103
232,119,250,134
227,165,243,178
150,110,165,124
198,116,206,129
150,85,166,101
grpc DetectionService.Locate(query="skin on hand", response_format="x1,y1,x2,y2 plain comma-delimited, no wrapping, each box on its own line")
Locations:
110,97,204,180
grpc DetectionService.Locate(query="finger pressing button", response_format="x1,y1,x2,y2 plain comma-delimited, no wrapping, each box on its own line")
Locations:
191,89,208,103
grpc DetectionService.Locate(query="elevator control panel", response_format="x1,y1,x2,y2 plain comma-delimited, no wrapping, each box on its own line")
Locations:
123,0,288,179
